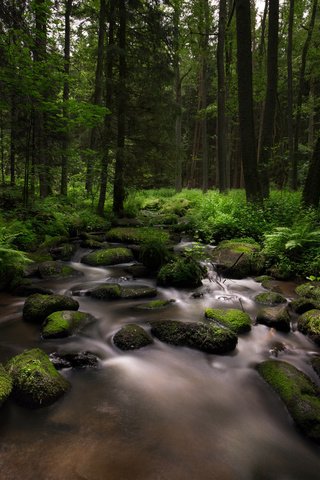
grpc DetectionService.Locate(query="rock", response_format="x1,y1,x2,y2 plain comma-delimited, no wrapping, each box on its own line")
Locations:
257,360,320,443
210,239,263,279
157,257,206,288
290,297,320,314
0,364,13,406
81,247,134,266
89,283,157,300
6,348,70,408
113,324,153,350
136,299,175,310
254,292,287,306
150,320,237,354
105,227,169,244
38,261,81,280
254,275,281,292
297,309,320,346
50,351,99,369
311,356,320,378
23,293,79,324
205,308,251,334
124,264,153,278
80,238,108,249
42,310,96,339
295,283,320,301
14,284,54,297
50,243,77,261
256,305,291,332
120,285,157,299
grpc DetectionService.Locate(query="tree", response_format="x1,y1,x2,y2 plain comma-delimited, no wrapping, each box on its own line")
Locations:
217,0,227,192
302,135,320,207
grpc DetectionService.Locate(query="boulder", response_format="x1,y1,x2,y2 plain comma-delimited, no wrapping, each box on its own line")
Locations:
136,299,175,310
0,364,13,406
42,310,96,339
80,238,108,249
6,348,70,408
254,292,287,306
14,284,54,297
49,351,99,369
297,309,320,346
105,227,169,244
311,356,320,378
210,239,263,279
157,257,206,288
150,320,237,354
89,283,157,300
120,285,157,299
23,293,79,324
81,247,134,266
38,261,81,280
257,360,320,443
205,308,251,334
256,305,291,332
295,282,320,301
124,264,153,278
50,243,77,261
113,324,153,350
290,297,320,314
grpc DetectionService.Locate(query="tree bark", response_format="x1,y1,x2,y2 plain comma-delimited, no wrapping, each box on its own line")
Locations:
287,0,294,192
302,135,320,208
217,0,227,192
173,3,183,192
201,0,209,193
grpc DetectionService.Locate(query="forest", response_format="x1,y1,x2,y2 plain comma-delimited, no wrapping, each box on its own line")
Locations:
0,1,320,480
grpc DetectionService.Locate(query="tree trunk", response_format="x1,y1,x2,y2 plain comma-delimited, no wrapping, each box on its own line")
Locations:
173,3,183,192
201,0,209,193
287,0,294,191
217,0,227,192
292,0,318,190
302,135,320,208
113,0,126,216
61,0,72,196
258,0,279,198
10,94,16,186
86,0,107,195
235,0,262,203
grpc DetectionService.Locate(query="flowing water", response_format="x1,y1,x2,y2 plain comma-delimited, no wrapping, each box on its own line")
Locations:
0,243,320,480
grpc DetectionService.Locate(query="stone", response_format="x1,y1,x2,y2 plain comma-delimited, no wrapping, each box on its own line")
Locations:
113,324,153,350
254,292,287,306
89,283,157,300
295,283,320,301
256,305,291,332
157,257,206,288
38,261,81,280
81,248,134,266
41,310,96,339
23,293,79,324
0,364,12,406
50,351,99,369
297,309,320,346
136,299,175,310
205,308,251,334
290,297,320,314
14,285,54,297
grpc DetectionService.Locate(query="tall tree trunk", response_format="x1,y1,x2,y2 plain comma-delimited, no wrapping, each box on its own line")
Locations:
235,0,262,203
10,94,16,186
97,0,115,215
113,0,126,216
61,0,72,196
201,0,209,193
258,0,279,198
302,135,320,207
0,117,5,184
86,0,107,195
173,3,183,192
292,0,318,190
217,0,227,192
287,0,294,191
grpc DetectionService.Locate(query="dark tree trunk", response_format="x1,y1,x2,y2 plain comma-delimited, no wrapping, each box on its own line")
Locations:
302,136,320,208
217,0,227,192
235,0,262,202
173,3,182,192
258,0,279,198
287,0,294,190
201,0,209,193
113,0,126,216
10,94,16,186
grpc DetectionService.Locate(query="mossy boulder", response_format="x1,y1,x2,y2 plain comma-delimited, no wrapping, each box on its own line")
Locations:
50,243,77,261
121,285,157,299
124,264,153,278
256,306,291,332
150,320,237,354
0,364,13,406
81,247,134,266
105,227,169,244
290,297,320,314
204,308,251,334
157,257,206,288
254,292,287,306
89,283,157,300
80,238,108,249
295,283,320,301
113,324,153,350
137,299,175,310
23,293,79,324
257,360,320,443
297,309,320,346
6,348,70,408
210,238,263,279
38,261,80,280
42,310,96,339
311,356,320,378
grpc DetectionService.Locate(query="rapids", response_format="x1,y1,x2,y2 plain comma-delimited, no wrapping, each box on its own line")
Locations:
0,243,320,480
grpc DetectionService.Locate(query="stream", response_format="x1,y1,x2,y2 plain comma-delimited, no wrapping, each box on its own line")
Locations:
0,241,320,480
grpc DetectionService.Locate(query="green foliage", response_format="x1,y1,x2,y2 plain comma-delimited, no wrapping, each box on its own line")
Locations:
140,237,171,270
157,255,206,288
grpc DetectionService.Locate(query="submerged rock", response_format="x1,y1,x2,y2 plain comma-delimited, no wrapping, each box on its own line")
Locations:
256,305,291,332
50,351,99,369
257,360,320,443
38,261,81,280
254,292,287,306
0,364,13,406
113,324,153,350
23,293,79,324
6,348,70,408
89,283,157,300
136,299,175,310
204,308,251,334
14,284,54,297
81,247,134,266
210,239,263,279
150,320,237,354
297,309,320,346
42,310,96,339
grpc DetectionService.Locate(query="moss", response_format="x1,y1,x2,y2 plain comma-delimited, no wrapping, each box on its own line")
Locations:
80,239,107,249
38,261,80,279
137,299,175,310
6,348,70,408
311,356,320,378
157,257,206,288
295,283,320,301
89,283,157,300
105,227,169,244
113,324,153,350
42,310,95,339
120,285,157,299
297,309,320,345
254,292,286,306
23,293,79,324
218,238,261,254
257,360,320,443
150,320,237,354
290,297,320,314
81,247,134,266
205,308,251,334
0,364,13,406
89,283,122,300
256,306,291,332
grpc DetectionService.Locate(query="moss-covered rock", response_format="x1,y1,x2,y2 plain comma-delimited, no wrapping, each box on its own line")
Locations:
311,356,320,378
80,238,108,249
38,261,80,280
41,310,96,339
290,297,320,314
210,238,264,279
124,264,153,278
295,283,320,301
257,360,320,443
137,299,175,310
204,308,251,334
6,348,70,408
89,283,157,300
157,257,206,288
0,364,13,406
256,306,291,332
105,227,169,244
120,285,157,299
297,309,320,346
50,243,77,261
23,293,79,324
49,351,99,369
254,292,287,306
113,324,153,350
150,320,237,354
81,247,134,266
